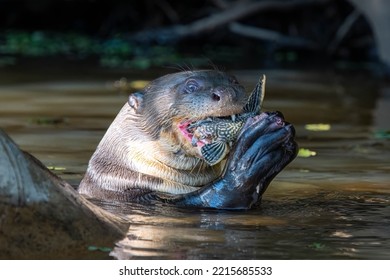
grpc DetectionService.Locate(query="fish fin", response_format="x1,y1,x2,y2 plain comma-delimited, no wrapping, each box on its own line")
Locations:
243,74,266,114
201,141,228,166
191,136,198,147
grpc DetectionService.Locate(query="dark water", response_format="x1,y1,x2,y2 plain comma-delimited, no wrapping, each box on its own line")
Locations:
1,65,389,259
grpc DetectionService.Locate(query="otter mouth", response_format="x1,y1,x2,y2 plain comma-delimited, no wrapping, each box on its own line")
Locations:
178,114,238,147
175,74,265,162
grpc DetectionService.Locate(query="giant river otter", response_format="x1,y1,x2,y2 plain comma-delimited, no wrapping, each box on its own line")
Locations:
78,70,297,209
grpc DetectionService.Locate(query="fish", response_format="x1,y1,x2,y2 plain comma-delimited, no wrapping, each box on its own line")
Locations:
188,74,266,165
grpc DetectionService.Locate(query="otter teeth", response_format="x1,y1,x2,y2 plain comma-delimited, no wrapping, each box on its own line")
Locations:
231,114,236,122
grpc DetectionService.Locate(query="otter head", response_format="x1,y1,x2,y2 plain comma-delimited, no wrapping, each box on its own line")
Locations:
128,70,248,161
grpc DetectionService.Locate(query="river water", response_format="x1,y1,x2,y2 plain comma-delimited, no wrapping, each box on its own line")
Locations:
0,63,389,259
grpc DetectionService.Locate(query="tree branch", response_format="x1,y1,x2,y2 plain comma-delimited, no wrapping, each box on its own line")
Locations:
132,0,330,43
328,9,361,53
229,22,318,48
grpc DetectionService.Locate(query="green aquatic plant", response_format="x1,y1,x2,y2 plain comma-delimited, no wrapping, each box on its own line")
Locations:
87,246,112,252
0,31,208,69
1,31,96,57
374,130,390,139
308,242,326,250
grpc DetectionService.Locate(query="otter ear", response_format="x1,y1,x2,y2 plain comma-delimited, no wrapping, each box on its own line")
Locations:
128,92,144,113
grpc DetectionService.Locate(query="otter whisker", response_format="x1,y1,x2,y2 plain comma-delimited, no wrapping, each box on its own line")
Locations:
189,157,201,175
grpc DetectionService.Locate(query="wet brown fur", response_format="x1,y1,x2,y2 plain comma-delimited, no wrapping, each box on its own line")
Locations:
78,70,248,201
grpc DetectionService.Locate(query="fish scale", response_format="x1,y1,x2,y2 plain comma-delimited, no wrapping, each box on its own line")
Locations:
189,74,266,165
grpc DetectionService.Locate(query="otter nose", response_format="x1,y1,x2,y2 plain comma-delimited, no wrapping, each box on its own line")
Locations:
212,86,237,103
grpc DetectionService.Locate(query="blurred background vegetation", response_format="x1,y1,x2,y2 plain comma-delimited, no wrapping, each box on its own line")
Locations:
0,0,389,74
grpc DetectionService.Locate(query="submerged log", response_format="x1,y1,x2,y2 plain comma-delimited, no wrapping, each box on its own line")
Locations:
0,129,129,259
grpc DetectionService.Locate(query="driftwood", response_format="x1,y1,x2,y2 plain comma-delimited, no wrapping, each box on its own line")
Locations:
0,129,129,259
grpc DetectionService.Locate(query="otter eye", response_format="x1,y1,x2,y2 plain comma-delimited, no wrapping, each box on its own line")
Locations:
184,80,200,94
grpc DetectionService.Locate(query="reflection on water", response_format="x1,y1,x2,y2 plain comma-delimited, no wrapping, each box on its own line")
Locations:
0,65,389,259
95,191,390,260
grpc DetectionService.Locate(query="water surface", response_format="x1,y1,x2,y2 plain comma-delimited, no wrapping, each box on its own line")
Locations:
1,65,389,259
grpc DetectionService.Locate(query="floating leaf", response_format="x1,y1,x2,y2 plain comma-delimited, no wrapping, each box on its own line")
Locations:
305,123,331,131
113,78,150,92
298,148,317,158
47,166,67,171
128,80,150,89
299,169,310,173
